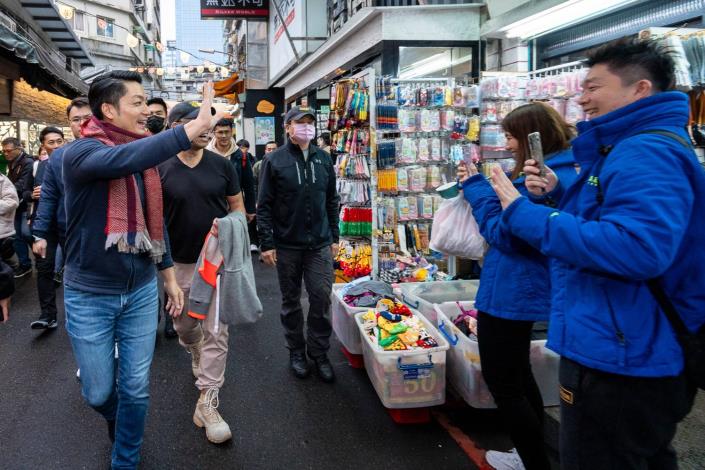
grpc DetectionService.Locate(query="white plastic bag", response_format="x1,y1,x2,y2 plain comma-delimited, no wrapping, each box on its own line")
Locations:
430,196,485,259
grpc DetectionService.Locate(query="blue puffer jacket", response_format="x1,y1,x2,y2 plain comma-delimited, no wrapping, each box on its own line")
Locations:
461,148,577,321
502,91,705,377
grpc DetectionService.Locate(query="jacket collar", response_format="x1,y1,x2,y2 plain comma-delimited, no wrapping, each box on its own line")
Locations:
206,138,237,158
286,140,319,160
572,91,689,167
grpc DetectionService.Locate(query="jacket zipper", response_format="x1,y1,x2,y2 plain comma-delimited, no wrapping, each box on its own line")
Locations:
295,162,302,185
602,285,627,366
310,161,316,183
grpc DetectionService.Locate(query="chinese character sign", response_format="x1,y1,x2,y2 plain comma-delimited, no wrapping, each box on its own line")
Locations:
201,0,269,19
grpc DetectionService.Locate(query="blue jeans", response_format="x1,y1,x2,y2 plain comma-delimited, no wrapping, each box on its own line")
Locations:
65,279,158,470
13,211,31,269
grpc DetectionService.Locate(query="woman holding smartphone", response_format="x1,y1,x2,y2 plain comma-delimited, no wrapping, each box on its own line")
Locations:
457,103,577,470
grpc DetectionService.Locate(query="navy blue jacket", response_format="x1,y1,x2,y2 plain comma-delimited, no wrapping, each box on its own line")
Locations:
462,149,577,322
502,91,705,377
32,144,68,241
63,126,191,294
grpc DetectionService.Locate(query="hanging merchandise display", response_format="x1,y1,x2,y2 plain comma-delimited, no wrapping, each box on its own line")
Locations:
478,75,527,166
525,67,588,125
372,76,482,283
330,74,374,282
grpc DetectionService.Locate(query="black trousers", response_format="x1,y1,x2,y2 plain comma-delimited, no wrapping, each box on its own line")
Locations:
559,357,697,470
36,236,61,322
477,311,550,470
275,246,334,358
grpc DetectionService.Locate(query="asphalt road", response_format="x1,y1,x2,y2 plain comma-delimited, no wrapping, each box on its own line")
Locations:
0,261,485,470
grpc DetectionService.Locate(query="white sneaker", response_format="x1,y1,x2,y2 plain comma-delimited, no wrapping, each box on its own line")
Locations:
485,448,526,470
187,339,203,378
250,244,259,253
193,387,232,444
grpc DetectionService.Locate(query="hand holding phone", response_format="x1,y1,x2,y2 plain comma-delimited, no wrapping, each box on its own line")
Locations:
528,132,545,178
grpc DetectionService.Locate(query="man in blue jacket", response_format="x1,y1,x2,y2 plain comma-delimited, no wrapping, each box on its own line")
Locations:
62,71,221,469
490,38,704,469
31,97,91,330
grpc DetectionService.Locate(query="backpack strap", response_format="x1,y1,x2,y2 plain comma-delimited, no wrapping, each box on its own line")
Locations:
593,129,693,205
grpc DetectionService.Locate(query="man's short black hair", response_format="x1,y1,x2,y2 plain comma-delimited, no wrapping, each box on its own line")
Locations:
146,97,168,113
67,96,89,117
318,133,330,146
236,139,250,148
40,126,64,143
215,117,234,129
88,71,143,120
1,137,21,148
585,38,675,92
265,140,277,146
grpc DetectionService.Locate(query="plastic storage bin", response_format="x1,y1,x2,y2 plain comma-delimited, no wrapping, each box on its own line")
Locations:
434,303,560,408
331,283,368,355
395,280,480,323
355,311,450,409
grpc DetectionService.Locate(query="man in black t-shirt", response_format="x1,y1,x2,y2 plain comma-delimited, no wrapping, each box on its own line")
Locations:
160,102,245,445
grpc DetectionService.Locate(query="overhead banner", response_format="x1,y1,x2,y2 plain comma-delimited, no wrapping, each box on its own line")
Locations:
200,0,270,19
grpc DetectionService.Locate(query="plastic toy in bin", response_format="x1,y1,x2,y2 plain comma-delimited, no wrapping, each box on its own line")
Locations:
362,299,440,351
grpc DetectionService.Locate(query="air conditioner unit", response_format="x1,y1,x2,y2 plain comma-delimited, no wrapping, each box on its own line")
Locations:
133,0,146,10
0,11,17,32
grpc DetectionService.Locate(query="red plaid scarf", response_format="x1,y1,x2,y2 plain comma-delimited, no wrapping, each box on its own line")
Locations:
81,117,166,263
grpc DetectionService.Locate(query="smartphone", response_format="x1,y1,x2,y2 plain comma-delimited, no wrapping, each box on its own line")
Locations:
527,132,545,177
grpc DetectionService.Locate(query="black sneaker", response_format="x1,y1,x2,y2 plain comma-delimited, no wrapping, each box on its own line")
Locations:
30,319,49,329
14,266,31,279
47,319,58,329
310,354,335,383
289,350,311,379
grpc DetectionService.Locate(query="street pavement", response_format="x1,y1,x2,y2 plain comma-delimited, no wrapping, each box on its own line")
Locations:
0,261,485,470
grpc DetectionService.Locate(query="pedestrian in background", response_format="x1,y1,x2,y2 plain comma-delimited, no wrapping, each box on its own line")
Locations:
1,137,34,278
144,96,177,338
252,140,278,255
160,101,245,444
490,38,705,470
208,123,257,251
457,102,577,470
257,107,339,383
32,97,91,333
62,71,219,469
317,133,331,154
28,126,65,330
146,97,168,135
0,170,18,323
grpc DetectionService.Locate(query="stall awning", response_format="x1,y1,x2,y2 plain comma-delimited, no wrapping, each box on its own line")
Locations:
20,0,93,68
0,23,88,95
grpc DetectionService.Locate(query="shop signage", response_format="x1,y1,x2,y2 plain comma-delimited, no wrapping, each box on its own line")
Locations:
200,0,270,19
268,0,326,82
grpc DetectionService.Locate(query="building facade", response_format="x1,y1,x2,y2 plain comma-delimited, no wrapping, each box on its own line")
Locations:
59,0,163,91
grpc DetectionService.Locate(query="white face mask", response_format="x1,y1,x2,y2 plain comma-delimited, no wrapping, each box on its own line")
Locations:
292,123,316,143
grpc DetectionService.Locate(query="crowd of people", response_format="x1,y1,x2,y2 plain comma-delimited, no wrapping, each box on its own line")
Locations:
0,37,703,470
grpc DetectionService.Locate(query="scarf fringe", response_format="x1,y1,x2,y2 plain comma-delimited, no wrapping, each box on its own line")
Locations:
105,231,165,264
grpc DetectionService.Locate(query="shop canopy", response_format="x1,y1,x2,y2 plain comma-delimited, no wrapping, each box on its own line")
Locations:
20,0,93,68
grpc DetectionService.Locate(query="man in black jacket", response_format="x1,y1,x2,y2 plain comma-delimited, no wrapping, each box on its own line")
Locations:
257,107,340,383
1,137,34,278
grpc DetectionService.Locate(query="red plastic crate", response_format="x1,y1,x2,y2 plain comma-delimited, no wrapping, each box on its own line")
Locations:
341,346,364,369
386,407,431,424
